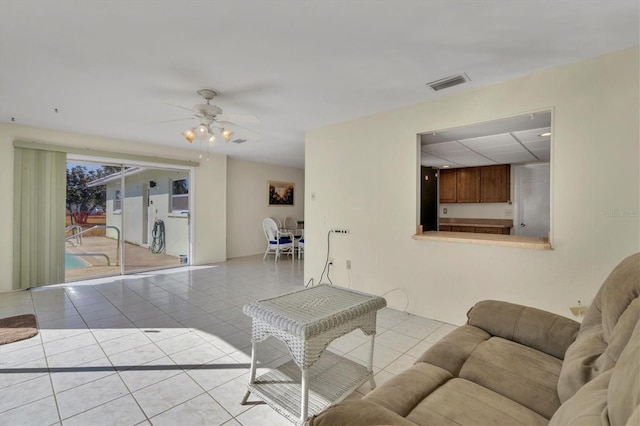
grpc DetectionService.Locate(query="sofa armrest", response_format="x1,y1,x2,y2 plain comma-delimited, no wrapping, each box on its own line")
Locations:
416,325,490,376
467,300,580,359
309,399,415,426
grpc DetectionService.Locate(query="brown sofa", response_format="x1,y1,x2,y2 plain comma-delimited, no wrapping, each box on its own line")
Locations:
310,252,640,425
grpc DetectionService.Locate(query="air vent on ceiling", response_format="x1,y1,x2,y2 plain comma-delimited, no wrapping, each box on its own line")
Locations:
426,73,470,91
231,138,247,144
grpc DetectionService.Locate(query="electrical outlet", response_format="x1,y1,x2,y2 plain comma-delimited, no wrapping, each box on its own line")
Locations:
346,260,351,269
331,229,350,234
443,207,448,215
505,208,512,217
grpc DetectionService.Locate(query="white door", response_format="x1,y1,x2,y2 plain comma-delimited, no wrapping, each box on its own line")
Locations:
515,163,550,237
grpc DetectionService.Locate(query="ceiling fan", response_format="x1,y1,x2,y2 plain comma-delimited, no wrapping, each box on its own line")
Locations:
172,89,260,145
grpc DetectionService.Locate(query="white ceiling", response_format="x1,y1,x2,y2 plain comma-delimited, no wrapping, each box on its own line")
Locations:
0,1,638,169
420,111,551,168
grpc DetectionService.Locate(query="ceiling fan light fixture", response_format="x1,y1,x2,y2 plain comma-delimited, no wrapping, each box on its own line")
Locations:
197,124,209,138
222,128,234,142
182,128,195,143
208,134,217,145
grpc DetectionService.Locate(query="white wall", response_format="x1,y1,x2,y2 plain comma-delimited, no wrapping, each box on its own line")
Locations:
227,158,304,258
0,124,227,292
305,46,640,325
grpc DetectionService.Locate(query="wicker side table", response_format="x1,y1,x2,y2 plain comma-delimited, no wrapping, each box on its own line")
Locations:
241,284,387,425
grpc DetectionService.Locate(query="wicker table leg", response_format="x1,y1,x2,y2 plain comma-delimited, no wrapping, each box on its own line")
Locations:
241,342,258,404
300,368,309,424
367,334,377,389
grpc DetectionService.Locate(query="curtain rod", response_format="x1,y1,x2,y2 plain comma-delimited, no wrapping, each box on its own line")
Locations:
13,140,199,168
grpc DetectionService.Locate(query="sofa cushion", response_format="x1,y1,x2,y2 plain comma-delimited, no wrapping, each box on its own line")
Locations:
458,336,563,419
467,300,580,359
405,378,547,426
549,370,612,425
364,362,452,417
557,325,607,403
600,253,640,341
558,252,640,403
415,324,489,376
607,317,640,425
308,399,415,426
547,310,640,426
596,297,640,372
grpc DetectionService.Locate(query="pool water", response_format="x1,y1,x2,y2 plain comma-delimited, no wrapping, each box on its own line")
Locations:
65,254,89,269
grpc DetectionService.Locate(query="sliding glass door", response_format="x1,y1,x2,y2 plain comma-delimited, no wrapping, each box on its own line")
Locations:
122,167,191,274
65,158,191,281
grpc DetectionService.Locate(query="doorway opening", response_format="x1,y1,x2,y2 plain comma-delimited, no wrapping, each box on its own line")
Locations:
65,158,192,282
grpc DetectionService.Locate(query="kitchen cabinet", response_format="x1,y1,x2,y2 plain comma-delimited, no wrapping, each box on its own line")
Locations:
451,225,476,233
456,167,481,203
439,218,513,235
480,165,510,203
439,164,510,203
438,169,457,203
474,226,510,235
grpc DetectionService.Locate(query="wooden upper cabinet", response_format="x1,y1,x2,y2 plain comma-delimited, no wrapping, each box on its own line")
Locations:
438,169,457,203
438,165,511,203
456,167,481,203
480,164,510,203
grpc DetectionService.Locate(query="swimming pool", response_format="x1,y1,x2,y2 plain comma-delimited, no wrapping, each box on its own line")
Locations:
65,253,90,269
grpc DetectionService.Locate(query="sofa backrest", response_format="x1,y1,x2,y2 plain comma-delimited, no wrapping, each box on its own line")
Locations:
557,252,640,403
550,314,640,425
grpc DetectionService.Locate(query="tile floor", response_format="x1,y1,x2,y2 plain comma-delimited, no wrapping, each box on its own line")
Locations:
0,255,455,426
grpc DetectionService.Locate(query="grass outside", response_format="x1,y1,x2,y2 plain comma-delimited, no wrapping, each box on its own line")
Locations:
66,214,106,237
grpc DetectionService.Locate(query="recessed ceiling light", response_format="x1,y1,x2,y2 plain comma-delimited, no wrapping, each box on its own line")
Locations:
441,165,450,168
539,132,551,137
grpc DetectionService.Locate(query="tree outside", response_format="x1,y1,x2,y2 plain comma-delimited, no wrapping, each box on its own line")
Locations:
66,164,120,225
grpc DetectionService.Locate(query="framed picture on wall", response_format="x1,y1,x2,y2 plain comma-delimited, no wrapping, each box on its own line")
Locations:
268,180,294,206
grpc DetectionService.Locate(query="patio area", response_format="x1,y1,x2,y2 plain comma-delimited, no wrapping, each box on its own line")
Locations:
66,236,182,282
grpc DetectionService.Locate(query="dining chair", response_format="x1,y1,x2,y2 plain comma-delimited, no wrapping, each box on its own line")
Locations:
263,217,294,261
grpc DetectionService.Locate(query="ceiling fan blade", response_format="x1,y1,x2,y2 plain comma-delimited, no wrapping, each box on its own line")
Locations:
155,117,194,124
218,121,262,140
217,113,261,125
163,102,199,115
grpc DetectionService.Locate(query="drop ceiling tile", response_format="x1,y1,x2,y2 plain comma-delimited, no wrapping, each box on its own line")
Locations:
490,151,537,164
521,139,550,150
443,152,493,164
530,148,550,161
458,133,516,149
512,127,551,143
457,159,497,167
420,154,445,167
475,144,529,155
422,141,469,155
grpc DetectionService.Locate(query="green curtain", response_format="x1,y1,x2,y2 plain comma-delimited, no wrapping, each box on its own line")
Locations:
13,147,66,289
